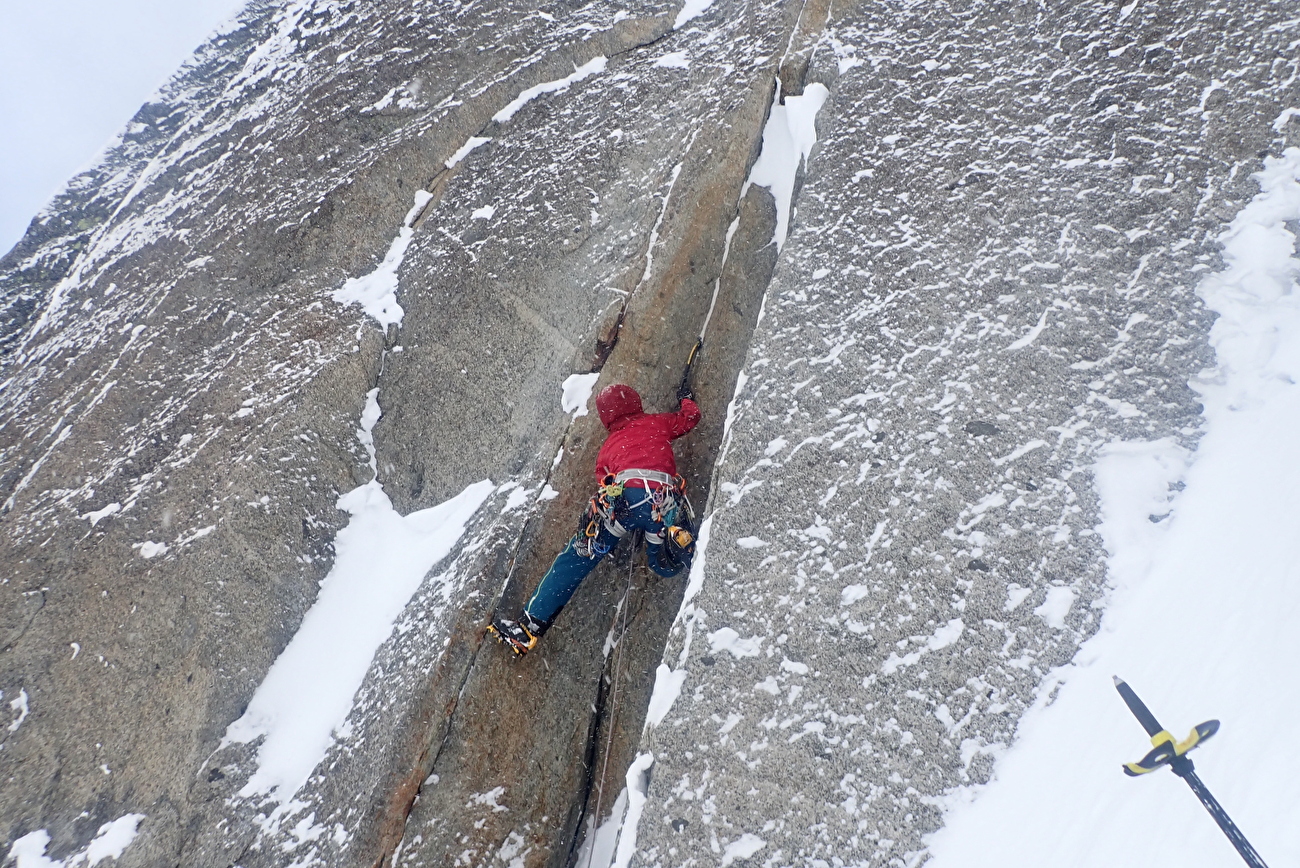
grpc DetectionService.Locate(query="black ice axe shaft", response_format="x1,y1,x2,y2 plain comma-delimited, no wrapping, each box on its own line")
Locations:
678,337,702,399
1114,677,1269,868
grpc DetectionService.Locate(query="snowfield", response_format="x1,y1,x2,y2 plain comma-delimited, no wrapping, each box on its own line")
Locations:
924,148,1300,868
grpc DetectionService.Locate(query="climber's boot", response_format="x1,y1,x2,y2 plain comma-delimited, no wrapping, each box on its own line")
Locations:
487,612,548,656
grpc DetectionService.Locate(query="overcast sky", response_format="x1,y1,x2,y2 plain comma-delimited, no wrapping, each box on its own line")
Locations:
0,0,245,257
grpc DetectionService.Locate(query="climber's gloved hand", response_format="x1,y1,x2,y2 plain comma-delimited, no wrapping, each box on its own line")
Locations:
676,381,695,403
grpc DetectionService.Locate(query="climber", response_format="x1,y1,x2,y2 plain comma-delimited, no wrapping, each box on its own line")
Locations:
489,381,701,655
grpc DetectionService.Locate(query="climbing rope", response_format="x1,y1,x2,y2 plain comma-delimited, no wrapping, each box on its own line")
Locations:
585,530,641,868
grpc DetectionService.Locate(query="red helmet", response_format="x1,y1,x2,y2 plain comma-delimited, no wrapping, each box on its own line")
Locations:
596,384,642,429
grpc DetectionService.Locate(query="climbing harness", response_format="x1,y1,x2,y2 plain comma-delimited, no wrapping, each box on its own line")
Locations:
613,468,676,488
577,470,692,558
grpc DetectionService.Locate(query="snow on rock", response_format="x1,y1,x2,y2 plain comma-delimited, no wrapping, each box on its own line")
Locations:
332,190,433,330
135,541,168,559
610,753,654,868
8,688,29,732
922,148,1300,868
719,833,766,867
7,814,145,868
653,51,691,69
745,82,829,250
574,787,628,868
445,137,492,169
492,56,608,124
629,2,1300,867
561,372,601,418
5,0,1298,864
221,472,493,809
881,619,965,675
673,0,715,29
220,396,493,815
646,664,688,728
0,0,791,862
707,626,763,659
80,502,120,526
1032,586,1075,629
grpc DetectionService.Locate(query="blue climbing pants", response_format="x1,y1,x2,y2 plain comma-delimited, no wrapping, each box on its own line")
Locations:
524,488,692,626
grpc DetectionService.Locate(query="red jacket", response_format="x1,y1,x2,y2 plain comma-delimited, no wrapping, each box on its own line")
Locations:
593,384,700,486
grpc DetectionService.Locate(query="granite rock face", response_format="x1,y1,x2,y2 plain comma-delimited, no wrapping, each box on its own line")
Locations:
629,0,1300,866
1,0,1295,867
0,0,814,865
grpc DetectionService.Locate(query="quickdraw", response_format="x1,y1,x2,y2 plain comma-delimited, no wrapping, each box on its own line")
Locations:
576,474,625,558
584,474,624,535
646,475,687,525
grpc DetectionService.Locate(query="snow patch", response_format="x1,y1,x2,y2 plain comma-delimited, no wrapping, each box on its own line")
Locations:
653,51,691,69
681,516,712,605
1004,584,1033,611
707,626,763,658
468,786,508,812
493,57,607,123
720,833,767,867
840,584,870,606
446,136,491,168
8,814,144,868
991,440,1046,467
881,619,964,674
610,753,654,868
1005,308,1050,350
8,689,29,732
1033,587,1076,629
575,787,628,868
220,389,493,815
673,0,715,28
332,190,432,330
500,484,531,513
561,372,601,418
745,82,830,249
220,477,491,808
646,663,688,727
82,503,121,526
136,541,168,559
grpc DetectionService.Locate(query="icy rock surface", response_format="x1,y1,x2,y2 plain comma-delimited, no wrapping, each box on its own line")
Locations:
630,0,1300,866
0,0,803,864
2,0,1297,865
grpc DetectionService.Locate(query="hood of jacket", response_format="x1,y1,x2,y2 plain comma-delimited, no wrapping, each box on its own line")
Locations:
596,383,643,429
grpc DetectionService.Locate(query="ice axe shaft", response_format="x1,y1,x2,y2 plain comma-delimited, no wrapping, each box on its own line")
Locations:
678,338,702,397
1114,676,1268,868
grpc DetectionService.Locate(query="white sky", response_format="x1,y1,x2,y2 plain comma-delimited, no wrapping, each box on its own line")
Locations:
0,0,246,257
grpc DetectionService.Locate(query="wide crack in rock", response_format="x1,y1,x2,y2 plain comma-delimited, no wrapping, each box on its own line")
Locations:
175,2,835,867
382,14,834,868
385,182,779,867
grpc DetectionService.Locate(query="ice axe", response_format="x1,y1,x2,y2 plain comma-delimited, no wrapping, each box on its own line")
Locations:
1114,676,1268,868
677,337,702,403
